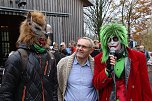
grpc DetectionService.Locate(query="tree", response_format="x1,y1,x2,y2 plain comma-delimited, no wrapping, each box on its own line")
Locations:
84,0,119,40
140,17,152,51
84,0,151,45
119,0,151,41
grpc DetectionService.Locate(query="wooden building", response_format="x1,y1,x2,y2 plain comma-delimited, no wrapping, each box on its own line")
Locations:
0,0,93,66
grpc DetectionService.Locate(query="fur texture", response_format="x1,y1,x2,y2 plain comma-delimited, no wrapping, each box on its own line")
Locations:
17,11,50,48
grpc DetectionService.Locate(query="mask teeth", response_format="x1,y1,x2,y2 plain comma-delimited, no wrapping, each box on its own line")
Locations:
38,38,46,46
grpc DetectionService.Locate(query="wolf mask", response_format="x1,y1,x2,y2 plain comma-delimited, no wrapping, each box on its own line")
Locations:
17,11,50,48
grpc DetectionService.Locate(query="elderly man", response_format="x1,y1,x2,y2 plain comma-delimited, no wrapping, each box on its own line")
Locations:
57,37,98,101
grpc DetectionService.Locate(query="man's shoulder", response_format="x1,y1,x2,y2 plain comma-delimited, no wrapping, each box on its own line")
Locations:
57,55,70,64
57,56,71,72
8,50,21,60
58,54,75,65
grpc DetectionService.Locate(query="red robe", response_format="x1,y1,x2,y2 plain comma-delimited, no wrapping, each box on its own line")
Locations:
93,48,152,101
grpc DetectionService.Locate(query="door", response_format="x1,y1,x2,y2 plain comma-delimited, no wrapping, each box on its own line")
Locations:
0,14,25,67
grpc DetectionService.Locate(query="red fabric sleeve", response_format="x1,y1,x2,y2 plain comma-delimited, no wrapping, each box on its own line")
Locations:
92,53,113,90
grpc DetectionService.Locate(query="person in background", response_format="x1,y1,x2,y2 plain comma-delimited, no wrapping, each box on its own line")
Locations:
69,40,76,54
134,44,140,51
60,42,69,56
57,37,98,101
0,11,58,101
46,24,53,37
46,25,65,64
93,23,152,101
45,24,53,49
51,42,65,64
139,45,150,62
90,40,100,57
66,43,71,55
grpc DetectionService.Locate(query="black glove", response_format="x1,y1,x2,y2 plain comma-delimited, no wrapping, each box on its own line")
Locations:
106,57,114,74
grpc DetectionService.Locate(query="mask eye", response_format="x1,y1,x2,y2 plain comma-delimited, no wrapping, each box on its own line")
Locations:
113,36,118,42
35,26,41,31
108,36,118,42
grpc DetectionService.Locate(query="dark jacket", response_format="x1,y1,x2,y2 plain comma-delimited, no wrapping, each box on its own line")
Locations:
51,49,65,64
0,45,58,101
90,48,100,57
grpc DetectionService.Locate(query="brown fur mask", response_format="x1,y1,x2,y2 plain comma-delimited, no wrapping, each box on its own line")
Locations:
17,11,50,48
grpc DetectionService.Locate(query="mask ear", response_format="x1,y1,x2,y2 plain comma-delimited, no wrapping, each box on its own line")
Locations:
27,12,32,25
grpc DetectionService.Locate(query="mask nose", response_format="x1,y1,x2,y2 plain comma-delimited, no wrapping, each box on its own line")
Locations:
110,39,115,44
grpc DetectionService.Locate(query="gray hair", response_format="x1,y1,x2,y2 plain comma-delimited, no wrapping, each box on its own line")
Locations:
79,37,94,48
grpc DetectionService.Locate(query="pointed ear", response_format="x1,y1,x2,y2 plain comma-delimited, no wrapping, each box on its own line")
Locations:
27,12,32,25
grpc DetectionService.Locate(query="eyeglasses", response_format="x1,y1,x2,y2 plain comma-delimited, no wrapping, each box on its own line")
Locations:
108,36,119,42
76,44,91,49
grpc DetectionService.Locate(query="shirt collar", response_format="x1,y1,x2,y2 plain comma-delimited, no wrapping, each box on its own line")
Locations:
73,56,90,67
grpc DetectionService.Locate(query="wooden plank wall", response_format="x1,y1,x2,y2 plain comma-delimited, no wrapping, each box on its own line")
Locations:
0,0,85,46
59,0,84,45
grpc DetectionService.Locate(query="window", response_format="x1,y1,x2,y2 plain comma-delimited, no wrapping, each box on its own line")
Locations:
0,26,10,66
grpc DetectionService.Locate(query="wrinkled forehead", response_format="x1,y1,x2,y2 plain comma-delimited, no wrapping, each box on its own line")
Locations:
77,38,91,46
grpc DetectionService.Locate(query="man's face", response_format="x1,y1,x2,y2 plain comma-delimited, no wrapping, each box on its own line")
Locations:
76,39,93,59
107,36,121,51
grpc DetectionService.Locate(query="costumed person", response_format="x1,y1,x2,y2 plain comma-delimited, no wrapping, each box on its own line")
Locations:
0,11,58,101
93,23,152,101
